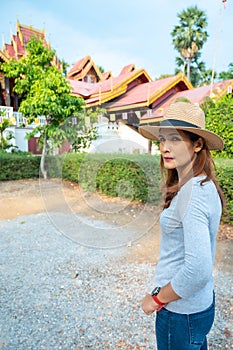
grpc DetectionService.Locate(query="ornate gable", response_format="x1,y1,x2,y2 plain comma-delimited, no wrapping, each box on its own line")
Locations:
67,55,103,83
2,43,15,59
17,22,46,47
2,21,48,60
1,21,61,71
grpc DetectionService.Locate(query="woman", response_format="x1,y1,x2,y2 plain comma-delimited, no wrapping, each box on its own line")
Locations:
139,101,225,350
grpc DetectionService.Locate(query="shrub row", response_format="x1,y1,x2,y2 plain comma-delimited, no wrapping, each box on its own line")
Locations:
47,153,162,203
215,158,233,224
0,152,41,180
0,152,232,224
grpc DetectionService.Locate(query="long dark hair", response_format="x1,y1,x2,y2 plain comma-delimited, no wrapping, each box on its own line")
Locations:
161,130,225,209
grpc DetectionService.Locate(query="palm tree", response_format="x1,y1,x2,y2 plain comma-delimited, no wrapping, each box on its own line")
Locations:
171,6,208,82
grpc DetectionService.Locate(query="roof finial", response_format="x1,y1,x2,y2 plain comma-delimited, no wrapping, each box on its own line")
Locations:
10,23,13,40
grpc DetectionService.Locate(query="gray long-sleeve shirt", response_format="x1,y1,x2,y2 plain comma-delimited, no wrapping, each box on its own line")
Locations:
154,176,222,314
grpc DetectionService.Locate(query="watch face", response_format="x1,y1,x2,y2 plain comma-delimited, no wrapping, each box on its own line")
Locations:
151,286,161,296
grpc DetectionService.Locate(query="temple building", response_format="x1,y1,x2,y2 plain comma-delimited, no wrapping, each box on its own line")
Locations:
0,21,232,154
0,21,60,111
67,55,233,129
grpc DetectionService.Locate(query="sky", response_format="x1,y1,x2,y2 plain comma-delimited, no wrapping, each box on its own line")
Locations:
1,0,232,79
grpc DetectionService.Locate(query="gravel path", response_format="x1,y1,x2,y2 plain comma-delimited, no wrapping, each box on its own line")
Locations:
0,212,232,349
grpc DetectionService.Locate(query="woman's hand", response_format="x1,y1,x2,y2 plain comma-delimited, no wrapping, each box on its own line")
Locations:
141,293,159,315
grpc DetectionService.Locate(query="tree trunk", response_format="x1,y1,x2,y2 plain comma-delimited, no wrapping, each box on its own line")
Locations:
148,140,152,154
4,77,11,106
40,131,48,179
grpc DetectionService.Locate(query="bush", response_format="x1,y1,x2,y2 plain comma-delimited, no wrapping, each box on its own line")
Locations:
0,152,41,180
61,153,162,203
0,153,232,224
204,94,233,158
215,158,233,224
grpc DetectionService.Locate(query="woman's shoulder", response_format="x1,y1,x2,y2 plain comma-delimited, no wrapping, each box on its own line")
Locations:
184,176,215,190
179,176,217,202
177,177,221,217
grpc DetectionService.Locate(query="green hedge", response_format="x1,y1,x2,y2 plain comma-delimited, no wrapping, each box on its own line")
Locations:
0,152,232,224
215,158,233,224
0,152,41,180
51,153,162,203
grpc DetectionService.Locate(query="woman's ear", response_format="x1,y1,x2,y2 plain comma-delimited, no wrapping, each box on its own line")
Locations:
194,137,204,153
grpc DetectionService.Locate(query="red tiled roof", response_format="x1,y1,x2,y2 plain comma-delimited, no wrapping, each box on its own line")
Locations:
169,85,211,104
13,34,24,55
107,83,149,107
19,24,45,44
96,72,132,93
69,80,96,97
69,69,149,100
2,22,60,68
140,79,233,123
159,79,233,110
105,75,184,108
67,56,91,77
69,77,113,97
211,79,233,95
4,43,16,58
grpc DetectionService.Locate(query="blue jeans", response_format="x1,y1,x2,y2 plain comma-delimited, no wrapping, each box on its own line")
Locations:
155,296,215,350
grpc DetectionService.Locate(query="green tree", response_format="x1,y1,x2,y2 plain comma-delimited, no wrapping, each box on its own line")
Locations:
98,66,105,73
1,37,86,178
171,6,208,84
60,59,70,76
0,115,16,151
155,74,173,80
51,107,105,153
175,60,215,87
201,94,233,158
218,62,233,80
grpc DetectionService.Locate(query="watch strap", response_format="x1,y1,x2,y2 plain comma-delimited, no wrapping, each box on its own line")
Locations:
152,294,166,311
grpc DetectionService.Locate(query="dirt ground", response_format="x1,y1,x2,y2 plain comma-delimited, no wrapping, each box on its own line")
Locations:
0,179,232,262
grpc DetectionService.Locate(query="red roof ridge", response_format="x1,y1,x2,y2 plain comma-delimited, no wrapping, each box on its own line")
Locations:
67,55,91,77
67,55,103,82
118,64,136,76
17,20,46,38
102,71,112,80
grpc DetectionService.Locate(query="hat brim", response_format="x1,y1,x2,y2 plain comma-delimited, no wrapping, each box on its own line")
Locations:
139,125,224,151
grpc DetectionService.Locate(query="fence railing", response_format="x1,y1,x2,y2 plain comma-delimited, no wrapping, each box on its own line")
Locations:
0,106,46,127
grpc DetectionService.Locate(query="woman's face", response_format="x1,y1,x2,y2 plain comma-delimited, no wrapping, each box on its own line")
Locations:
158,129,202,175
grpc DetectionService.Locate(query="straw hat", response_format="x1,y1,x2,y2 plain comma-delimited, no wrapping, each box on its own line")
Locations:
139,101,224,150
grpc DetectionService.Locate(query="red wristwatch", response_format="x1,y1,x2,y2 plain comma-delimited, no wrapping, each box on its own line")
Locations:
151,287,166,311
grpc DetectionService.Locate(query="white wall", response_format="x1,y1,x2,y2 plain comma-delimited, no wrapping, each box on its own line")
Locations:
14,128,31,152
89,121,159,154
6,121,159,155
